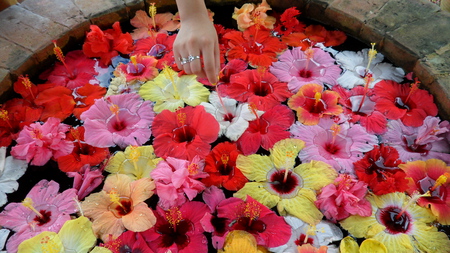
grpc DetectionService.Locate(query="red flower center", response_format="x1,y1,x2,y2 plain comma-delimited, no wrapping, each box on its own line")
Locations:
173,125,197,143
157,220,193,249
33,210,52,226
418,176,447,199
217,161,234,176
234,217,266,234
377,206,411,234
243,40,264,55
223,113,234,122
257,118,270,134
250,81,273,97
295,234,314,246
269,170,301,195
402,136,430,155
299,69,312,78
394,97,410,110
305,97,326,114
325,142,340,154
109,197,133,218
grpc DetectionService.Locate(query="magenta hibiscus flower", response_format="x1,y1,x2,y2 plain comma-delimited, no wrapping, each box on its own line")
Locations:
290,118,378,173
270,47,341,93
152,106,220,160
0,180,77,252
80,93,155,149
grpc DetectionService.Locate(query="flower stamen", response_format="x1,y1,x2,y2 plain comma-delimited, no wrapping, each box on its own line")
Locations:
53,40,74,78
22,198,43,218
430,173,450,192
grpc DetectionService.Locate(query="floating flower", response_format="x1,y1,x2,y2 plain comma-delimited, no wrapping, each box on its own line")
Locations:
11,117,74,166
81,174,156,241
282,24,347,49
373,79,438,127
131,33,177,69
151,106,219,160
222,69,293,111
80,93,155,149
340,192,450,252
218,230,266,253
315,174,372,223
353,144,409,195
202,142,248,191
273,7,305,36
0,147,27,207
201,92,262,141
400,159,450,225
224,25,287,68
130,9,180,40
270,47,341,93
288,83,343,125
381,116,450,163
151,156,207,209
101,230,153,253
139,67,210,113
105,145,162,180
0,229,9,252
72,83,107,120
232,0,276,31
0,180,77,253
216,195,291,248
335,48,404,89
141,201,210,253
34,85,76,122
270,216,343,253
237,104,295,155
67,164,104,200
17,216,101,253
291,118,378,173
114,55,158,83
83,22,135,66
234,138,337,224
339,237,387,253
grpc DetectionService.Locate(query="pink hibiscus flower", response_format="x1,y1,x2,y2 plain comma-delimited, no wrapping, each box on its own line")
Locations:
381,116,450,163
67,164,105,200
216,196,291,248
152,106,219,160
332,84,388,134
270,47,341,93
237,104,295,155
10,117,74,166
80,93,155,149
290,118,378,173
221,69,293,111
315,174,372,223
141,201,210,253
150,156,207,209
0,180,77,253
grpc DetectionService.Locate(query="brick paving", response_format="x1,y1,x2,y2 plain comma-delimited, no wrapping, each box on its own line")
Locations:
0,0,448,119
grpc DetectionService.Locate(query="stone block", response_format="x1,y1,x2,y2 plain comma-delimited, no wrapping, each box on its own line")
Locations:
20,0,86,28
0,68,13,99
73,0,124,19
0,5,68,51
0,37,33,70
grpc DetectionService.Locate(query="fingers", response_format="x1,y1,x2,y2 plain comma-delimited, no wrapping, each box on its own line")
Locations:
202,39,220,84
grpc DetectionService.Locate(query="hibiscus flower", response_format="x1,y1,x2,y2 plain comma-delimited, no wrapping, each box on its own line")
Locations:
0,180,77,253
80,93,155,149
141,201,210,253
373,79,438,127
39,50,98,89
381,116,450,163
216,195,291,248
270,47,341,93
340,192,450,252
151,105,219,160
72,83,107,120
282,24,347,49
221,69,293,111
11,117,74,166
273,7,305,36
201,92,262,141
400,159,450,225
235,138,337,225
151,156,207,209
288,83,343,125
202,142,248,191
67,164,104,200
34,85,76,122
81,174,156,241
139,67,210,113
224,25,287,68
218,230,265,253
232,0,276,31
0,147,27,207
237,104,295,155
114,55,159,83
130,9,180,40
131,33,177,69
315,174,372,223
101,230,154,253
353,144,409,195
291,118,378,173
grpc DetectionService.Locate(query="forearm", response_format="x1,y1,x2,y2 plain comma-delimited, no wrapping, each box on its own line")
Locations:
175,0,210,21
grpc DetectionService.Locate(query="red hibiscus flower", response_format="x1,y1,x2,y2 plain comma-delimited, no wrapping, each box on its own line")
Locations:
72,83,107,120
102,231,154,253
202,142,248,191
114,55,159,83
34,85,76,122
131,33,176,69
354,144,408,195
332,84,388,134
273,7,305,36
152,106,220,160
39,50,98,89
224,25,287,68
237,104,295,155
57,126,109,173
13,75,39,102
83,22,135,66
282,24,347,49
222,69,292,111
373,79,438,127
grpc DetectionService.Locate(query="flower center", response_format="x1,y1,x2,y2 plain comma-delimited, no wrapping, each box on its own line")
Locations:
157,220,193,249
295,234,314,246
33,210,52,226
148,44,167,58
418,175,448,199
126,62,145,76
268,169,302,197
402,135,430,155
234,217,266,234
243,40,264,55
394,97,410,110
299,69,312,78
377,206,411,234
223,113,234,122
250,80,273,97
173,125,196,143
108,196,133,218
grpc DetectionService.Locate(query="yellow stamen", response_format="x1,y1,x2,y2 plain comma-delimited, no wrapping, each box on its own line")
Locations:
396,191,431,219
177,111,186,125
304,47,314,70
0,110,9,121
109,189,125,209
330,124,341,145
314,92,322,106
53,40,74,78
163,66,180,99
130,55,138,67
149,3,157,30
166,207,183,227
188,162,200,175
40,235,60,253
22,198,43,218
404,78,420,104
19,75,36,99
248,103,260,120
430,173,450,192
221,154,229,165
128,146,141,172
365,43,377,72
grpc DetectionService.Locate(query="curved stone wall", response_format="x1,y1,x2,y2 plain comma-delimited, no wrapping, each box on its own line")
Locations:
0,0,449,119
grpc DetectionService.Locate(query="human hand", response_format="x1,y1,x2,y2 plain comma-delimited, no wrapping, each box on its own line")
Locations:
173,15,220,84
